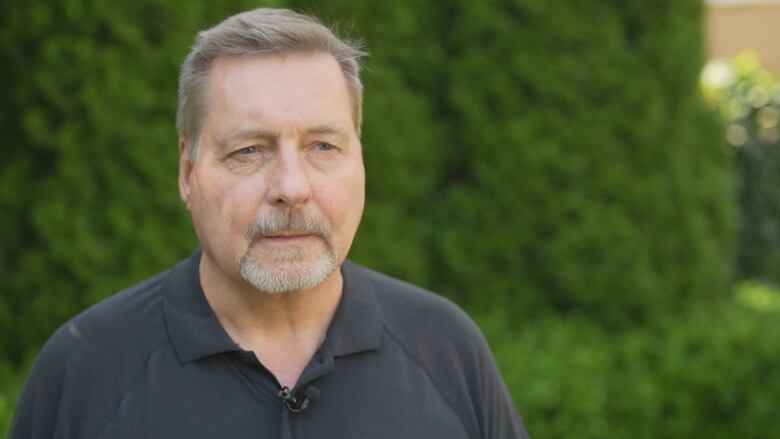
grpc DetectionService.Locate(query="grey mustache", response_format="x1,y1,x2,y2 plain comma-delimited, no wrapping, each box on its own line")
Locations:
244,210,332,241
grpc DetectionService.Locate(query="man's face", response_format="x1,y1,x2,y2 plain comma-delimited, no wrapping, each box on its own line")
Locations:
179,53,365,293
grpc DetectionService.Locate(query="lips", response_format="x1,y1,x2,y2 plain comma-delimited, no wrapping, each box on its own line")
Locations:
263,233,314,240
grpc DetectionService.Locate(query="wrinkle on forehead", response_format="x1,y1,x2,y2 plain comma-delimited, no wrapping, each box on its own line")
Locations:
203,53,357,145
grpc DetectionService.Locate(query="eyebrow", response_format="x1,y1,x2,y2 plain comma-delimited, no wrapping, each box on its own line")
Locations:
217,129,277,151
216,124,352,151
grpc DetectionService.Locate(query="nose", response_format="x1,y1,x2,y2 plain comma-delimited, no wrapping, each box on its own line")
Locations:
266,148,312,208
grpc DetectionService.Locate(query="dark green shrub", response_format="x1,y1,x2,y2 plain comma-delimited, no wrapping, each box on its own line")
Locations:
299,0,735,325
0,0,281,363
480,284,780,438
2,0,733,362
0,358,30,439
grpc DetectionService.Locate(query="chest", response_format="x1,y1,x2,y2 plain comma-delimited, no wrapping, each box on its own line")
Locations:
90,350,474,439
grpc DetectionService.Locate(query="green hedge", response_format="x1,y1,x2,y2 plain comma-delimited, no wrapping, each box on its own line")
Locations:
480,283,780,438
0,358,28,438
299,0,735,325
0,0,276,363
2,0,731,369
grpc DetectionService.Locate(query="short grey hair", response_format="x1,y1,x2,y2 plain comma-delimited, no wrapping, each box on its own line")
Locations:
176,8,367,161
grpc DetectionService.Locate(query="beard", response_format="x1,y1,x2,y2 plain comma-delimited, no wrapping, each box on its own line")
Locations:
237,209,339,294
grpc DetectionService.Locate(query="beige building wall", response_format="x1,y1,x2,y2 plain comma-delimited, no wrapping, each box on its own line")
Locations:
706,0,780,72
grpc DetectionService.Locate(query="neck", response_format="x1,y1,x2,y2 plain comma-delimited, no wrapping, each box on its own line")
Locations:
198,251,343,387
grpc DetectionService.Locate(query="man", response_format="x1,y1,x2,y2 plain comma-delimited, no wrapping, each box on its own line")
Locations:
10,8,528,439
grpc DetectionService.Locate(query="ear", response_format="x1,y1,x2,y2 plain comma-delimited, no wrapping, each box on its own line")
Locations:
178,136,193,209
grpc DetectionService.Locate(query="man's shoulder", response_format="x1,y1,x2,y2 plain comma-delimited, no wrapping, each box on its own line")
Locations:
349,262,469,317
343,262,531,439
10,264,181,439
38,267,172,376
346,261,487,359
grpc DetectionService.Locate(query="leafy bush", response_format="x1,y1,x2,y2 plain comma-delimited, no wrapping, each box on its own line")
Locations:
2,0,731,366
702,50,780,286
0,0,281,364
297,0,735,325
0,358,29,439
480,283,780,438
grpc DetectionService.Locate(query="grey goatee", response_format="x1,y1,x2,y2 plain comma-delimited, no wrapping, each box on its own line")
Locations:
238,209,338,293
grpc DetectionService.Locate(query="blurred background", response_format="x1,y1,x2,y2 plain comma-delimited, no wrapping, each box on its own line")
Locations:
2,0,779,437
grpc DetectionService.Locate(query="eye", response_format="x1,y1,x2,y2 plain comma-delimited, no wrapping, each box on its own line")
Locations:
237,146,258,155
314,142,335,152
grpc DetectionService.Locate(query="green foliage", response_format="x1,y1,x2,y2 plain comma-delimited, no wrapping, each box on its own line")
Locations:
1,0,733,366
0,358,29,438
0,0,289,364
480,285,780,438
1,0,740,435
297,0,734,325
702,50,780,286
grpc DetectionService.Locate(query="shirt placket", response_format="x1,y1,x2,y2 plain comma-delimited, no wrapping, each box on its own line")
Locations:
278,340,336,439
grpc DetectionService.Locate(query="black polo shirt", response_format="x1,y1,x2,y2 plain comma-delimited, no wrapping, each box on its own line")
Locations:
10,250,528,439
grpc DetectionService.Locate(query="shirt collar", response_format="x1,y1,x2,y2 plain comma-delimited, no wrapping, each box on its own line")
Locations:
326,259,384,357
163,249,384,365
163,249,239,364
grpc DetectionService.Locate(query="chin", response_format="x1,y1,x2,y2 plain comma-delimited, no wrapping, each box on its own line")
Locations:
238,249,339,294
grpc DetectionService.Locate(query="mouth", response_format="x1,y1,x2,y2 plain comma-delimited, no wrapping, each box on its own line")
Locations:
262,233,315,241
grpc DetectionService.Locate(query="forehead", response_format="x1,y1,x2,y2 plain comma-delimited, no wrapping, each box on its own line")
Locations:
204,53,354,135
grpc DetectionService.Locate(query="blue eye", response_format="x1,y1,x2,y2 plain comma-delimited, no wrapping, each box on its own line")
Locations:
315,142,334,151
238,146,258,155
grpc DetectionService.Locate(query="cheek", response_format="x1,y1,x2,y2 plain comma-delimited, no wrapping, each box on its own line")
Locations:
319,166,365,234
219,181,266,242
190,173,261,244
